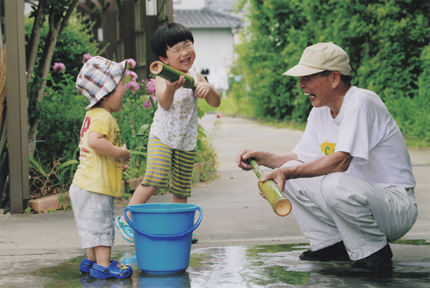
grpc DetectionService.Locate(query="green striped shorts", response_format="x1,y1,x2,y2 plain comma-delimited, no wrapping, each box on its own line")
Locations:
141,137,196,197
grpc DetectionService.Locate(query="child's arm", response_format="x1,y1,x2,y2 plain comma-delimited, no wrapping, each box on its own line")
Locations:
195,73,221,108
88,131,131,164
155,75,187,109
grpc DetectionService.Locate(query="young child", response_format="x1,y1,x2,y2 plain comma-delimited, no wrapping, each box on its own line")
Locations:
70,56,133,279
115,23,221,243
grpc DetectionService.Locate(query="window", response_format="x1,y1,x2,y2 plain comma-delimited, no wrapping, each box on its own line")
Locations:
146,0,157,16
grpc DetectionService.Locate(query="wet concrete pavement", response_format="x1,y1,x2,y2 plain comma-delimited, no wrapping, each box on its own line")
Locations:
0,114,429,287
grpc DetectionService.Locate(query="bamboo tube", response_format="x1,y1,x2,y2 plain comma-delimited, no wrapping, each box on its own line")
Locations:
248,158,292,216
149,61,197,90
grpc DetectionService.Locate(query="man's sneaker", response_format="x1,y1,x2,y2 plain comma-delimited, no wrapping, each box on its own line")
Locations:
350,244,393,273
90,260,133,279
299,241,350,261
79,258,95,273
115,216,134,243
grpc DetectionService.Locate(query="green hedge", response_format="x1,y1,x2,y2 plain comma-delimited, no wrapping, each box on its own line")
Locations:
235,0,430,145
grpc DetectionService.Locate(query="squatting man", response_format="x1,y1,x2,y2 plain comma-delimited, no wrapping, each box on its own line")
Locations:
237,42,417,274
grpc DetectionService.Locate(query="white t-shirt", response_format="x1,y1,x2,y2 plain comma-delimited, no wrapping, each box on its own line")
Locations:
149,69,199,151
292,86,415,188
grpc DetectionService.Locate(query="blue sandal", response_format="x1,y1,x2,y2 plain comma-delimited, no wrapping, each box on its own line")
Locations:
192,233,198,244
90,260,133,279
80,258,95,273
115,216,134,243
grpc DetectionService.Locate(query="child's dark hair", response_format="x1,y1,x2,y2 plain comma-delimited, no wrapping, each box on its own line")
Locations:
151,23,194,58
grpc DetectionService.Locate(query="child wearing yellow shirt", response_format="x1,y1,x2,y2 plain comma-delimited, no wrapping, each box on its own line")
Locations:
70,56,133,279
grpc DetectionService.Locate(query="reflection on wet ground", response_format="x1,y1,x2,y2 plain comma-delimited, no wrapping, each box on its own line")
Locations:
31,242,430,288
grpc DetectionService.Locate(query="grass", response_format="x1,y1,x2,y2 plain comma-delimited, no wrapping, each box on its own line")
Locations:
198,95,254,116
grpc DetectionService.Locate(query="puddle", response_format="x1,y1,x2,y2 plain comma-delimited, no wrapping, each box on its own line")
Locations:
25,242,430,287
392,238,430,245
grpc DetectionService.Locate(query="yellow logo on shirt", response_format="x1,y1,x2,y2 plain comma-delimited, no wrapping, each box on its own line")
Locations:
320,141,336,156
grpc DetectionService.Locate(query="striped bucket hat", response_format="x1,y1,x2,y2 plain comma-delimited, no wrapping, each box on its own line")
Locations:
76,56,127,109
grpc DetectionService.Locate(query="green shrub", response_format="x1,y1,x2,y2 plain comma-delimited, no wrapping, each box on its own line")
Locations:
24,12,101,86
235,0,430,145
35,73,86,163
195,119,221,182
32,57,219,196
117,79,157,180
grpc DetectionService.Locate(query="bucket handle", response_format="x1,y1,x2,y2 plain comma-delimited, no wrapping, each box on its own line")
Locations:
123,206,203,240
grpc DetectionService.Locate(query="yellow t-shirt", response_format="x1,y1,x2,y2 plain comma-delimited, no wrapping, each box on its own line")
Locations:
73,107,123,197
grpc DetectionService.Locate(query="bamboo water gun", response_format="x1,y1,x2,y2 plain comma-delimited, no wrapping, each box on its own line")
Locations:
248,158,292,217
149,61,197,90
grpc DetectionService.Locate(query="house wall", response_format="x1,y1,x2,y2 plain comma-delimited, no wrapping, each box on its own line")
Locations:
192,28,234,71
173,0,205,10
191,28,233,91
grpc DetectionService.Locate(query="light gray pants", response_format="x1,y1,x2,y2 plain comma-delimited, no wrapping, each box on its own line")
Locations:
282,161,418,260
69,183,115,249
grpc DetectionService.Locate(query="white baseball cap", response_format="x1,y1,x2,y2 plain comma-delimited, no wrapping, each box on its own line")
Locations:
283,42,351,77
76,56,127,109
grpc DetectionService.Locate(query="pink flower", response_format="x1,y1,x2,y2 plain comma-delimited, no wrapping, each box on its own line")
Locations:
144,78,156,96
125,70,138,82
143,95,157,109
82,53,93,64
125,81,140,92
127,58,136,69
53,62,65,73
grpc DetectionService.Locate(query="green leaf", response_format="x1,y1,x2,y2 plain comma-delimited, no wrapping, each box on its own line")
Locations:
57,159,79,171
28,154,47,177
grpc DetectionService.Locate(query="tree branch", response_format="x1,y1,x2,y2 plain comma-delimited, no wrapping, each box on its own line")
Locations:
26,0,46,84
59,0,79,36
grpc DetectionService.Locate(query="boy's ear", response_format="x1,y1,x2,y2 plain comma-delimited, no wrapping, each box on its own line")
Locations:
159,56,169,65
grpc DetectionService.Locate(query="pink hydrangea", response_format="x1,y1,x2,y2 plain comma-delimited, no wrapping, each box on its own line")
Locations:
125,70,138,82
144,78,156,96
53,62,65,73
143,95,157,109
82,53,93,64
127,58,136,69
125,81,140,92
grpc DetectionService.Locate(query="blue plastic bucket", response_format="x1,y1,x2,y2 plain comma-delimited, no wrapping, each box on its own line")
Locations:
124,203,202,274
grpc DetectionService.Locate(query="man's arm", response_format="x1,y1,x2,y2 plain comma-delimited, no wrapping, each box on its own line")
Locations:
260,151,352,190
282,151,352,179
237,149,300,170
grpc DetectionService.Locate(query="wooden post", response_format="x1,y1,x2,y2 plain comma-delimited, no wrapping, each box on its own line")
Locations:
121,0,136,60
5,0,29,213
103,0,118,59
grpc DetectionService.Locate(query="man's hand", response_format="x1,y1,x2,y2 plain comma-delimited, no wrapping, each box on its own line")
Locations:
260,167,288,192
236,149,267,170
